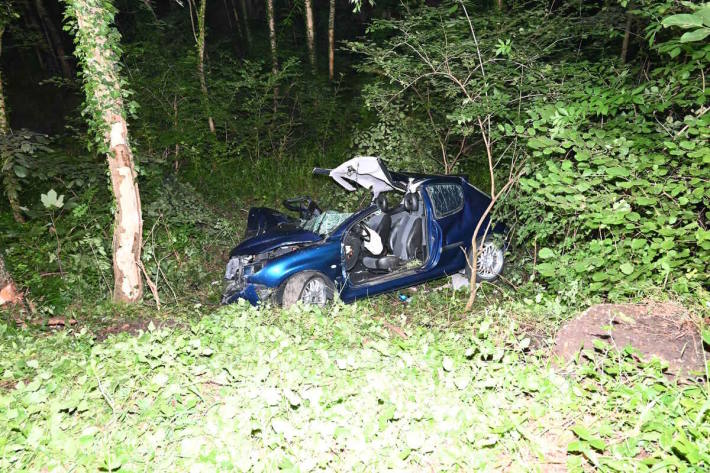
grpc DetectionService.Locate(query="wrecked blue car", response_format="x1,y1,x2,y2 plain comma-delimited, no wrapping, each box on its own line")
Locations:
222,157,506,306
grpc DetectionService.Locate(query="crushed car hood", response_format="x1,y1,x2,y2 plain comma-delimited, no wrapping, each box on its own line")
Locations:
230,225,321,257
244,207,296,238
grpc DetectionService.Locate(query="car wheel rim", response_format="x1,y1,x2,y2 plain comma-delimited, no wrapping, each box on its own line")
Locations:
301,278,327,306
476,241,503,278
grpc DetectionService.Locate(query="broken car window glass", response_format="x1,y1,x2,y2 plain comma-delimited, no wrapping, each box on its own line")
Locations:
426,183,464,219
302,211,353,235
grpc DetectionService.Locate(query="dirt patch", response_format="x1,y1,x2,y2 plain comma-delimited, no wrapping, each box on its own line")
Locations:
0,378,18,392
554,303,708,377
94,318,183,341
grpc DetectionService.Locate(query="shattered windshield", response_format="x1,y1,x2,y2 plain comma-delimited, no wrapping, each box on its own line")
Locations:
301,210,352,235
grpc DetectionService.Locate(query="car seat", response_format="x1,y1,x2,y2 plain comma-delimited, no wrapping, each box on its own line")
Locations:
362,193,423,271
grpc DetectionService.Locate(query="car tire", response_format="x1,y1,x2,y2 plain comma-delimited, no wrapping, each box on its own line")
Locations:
279,271,335,308
465,235,505,283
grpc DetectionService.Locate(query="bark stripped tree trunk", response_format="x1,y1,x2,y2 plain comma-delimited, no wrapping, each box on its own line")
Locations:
105,115,143,303
70,0,144,303
304,0,316,73
266,0,278,106
328,0,335,80
34,0,73,78
0,250,21,306
195,0,216,133
0,26,25,223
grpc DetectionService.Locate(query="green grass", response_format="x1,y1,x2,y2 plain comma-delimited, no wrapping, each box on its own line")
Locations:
1,293,708,472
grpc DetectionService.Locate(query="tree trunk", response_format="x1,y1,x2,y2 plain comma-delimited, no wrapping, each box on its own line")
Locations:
68,0,143,303
328,0,335,80
20,4,48,73
0,27,25,223
239,0,251,47
228,0,245,50
34,0,73,78
0,250,21,306
106,116,144,303
304,0,316,73
266,0,278,105
195,0,216,133
621,11,633,63
141,0,158,20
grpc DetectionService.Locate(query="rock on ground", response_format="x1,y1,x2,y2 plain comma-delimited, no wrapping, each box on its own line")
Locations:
554,302,708,378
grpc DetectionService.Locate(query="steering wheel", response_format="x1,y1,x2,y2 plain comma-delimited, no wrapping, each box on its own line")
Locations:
283,196,322,220
356,222,371,242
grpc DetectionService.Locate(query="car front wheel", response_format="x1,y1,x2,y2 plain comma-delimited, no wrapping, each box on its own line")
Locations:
280,271,334,308
465,235,505,282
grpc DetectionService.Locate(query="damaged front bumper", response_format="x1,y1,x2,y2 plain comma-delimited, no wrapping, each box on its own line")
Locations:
221,279,273,306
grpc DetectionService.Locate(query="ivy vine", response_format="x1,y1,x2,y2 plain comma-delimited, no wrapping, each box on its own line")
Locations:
62,0,137,154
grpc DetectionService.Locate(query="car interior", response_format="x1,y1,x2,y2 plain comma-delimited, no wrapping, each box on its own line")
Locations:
343,192,428,285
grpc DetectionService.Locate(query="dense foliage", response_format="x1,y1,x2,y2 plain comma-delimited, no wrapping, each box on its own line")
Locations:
1,301,708,471
349,0,709,302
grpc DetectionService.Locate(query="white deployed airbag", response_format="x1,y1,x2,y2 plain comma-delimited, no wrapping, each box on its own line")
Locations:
328,156,402,197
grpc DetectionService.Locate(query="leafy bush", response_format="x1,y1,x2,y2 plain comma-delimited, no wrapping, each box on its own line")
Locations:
348,0,709,302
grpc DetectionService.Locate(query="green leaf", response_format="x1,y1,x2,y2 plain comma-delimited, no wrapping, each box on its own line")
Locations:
567,440,586,453
606,167,631,178
680,28,710,43
572,425,592,441
662,14,704,28
702,329,710,347
538,248,555,259
40,189,64,209
619,263,634,275
536,263,556,277
14,165,29,178
589,437,606,452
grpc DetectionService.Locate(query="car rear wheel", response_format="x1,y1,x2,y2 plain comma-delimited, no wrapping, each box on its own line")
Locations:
280,271,334,308
465,235,505,283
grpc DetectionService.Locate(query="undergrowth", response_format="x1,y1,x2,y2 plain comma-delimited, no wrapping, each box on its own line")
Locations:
0,299,707,472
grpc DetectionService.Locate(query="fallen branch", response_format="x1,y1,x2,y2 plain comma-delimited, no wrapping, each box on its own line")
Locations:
138,261,161,310
383,321,408,339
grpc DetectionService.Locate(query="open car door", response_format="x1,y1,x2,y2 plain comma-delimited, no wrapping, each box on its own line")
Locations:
314,156,405,197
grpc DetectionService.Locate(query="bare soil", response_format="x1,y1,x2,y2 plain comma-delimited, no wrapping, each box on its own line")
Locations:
554,302,708,377
93,318,183,341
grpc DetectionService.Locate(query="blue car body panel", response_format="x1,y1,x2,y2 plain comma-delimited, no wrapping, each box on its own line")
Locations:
223,172,504,306
230,227,322,257
250,240,342,288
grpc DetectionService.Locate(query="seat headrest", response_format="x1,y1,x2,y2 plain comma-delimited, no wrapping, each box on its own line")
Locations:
403,193,418,212
375,194,389,212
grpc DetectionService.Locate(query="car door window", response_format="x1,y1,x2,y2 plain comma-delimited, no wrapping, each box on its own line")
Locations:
426,183,464,219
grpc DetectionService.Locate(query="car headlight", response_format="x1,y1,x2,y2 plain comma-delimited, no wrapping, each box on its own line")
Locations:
225,256,252,280
225,258,239,280
243,262,264,276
